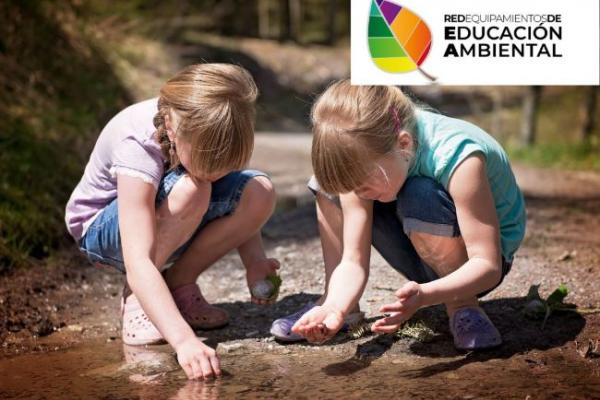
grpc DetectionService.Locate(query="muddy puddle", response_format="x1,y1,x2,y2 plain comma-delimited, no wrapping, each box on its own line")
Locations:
1,338,599,399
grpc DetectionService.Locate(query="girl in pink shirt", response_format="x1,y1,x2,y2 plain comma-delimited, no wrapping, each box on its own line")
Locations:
65,64,279,380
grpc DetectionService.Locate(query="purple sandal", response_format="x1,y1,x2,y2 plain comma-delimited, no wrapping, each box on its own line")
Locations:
270,303,365,342
450,307,502,350
270,303,316,342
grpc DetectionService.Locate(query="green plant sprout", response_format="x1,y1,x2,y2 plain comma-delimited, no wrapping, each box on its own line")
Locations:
523,284,600,329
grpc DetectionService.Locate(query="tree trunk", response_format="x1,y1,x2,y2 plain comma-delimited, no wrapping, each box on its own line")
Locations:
258,0,271,39
521,86,542,147
581,87,599,144
326,0,336,45
289,0,302,43
279,0,290,40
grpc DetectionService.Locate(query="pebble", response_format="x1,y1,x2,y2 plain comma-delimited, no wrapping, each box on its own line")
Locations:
66,324,84,332
220,343,244,353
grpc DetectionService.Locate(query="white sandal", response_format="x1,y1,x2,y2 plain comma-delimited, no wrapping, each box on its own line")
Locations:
121,294,165,346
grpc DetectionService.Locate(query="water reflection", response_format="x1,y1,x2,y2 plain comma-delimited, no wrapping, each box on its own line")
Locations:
122,343,224,399
0,338,596,399
170,379,222,400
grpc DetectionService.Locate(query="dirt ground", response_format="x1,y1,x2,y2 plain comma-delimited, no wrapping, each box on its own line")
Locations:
1,134,599,399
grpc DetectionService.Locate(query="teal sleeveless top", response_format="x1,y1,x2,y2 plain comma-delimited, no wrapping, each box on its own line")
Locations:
409,109,526,261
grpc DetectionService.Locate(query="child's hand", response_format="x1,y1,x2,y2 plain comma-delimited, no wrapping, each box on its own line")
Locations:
371,281,423,334
175,336,221,380
246,258,281,305
291,305,344,344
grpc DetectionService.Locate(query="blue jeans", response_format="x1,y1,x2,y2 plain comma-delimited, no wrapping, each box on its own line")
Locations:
79,167,268,273
309,176,511,298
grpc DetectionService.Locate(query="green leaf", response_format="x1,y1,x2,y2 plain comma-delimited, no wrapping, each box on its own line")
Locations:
546,283,568,308
523,283,570,330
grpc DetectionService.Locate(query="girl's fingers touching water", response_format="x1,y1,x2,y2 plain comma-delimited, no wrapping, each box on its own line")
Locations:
190,359,203,380
209,353,221,377
199,356,214,379
181,363,195,380
176,336,221,380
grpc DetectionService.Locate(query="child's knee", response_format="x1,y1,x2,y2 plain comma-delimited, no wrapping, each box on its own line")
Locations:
397,176,460,238
241,176,276,219
158,175,211,219
409,232,467,276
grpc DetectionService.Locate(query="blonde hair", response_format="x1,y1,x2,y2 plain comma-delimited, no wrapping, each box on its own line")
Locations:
153,63,258,175
311,80,417,194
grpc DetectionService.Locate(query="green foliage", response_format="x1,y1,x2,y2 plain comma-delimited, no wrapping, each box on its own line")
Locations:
0,1,129,271
466,87,600,170
508,142,600,171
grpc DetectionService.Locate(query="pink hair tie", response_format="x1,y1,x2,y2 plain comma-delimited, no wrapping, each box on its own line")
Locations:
390,107,401,133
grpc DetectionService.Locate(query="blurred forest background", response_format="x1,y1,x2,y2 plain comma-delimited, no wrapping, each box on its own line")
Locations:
0,0,598,271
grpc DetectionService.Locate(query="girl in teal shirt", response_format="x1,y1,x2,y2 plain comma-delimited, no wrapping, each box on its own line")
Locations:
271,81,526,350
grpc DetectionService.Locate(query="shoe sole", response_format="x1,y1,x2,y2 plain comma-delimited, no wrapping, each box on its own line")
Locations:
122,336,167,346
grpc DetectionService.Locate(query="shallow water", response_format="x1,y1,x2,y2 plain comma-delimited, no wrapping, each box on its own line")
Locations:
0,339,598,399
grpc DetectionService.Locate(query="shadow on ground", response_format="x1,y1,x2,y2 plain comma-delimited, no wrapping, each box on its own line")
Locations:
320,297,586,378
201,292,319,347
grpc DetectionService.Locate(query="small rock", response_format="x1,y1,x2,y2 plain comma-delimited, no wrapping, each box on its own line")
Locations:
575,339,599,359
66,324,84,333
557,250,576,262
220,343,244,353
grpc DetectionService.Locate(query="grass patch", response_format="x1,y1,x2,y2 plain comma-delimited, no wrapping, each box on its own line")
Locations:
464,87,600,171
507,142,600,171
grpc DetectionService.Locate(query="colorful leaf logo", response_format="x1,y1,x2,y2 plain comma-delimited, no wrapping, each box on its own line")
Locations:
368,0,436,81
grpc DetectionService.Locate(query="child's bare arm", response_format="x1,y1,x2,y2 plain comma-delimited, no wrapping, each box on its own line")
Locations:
117,174,220,379
372,154,503,333
292,192,372,342
322,192,373,314
419,153,503,306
